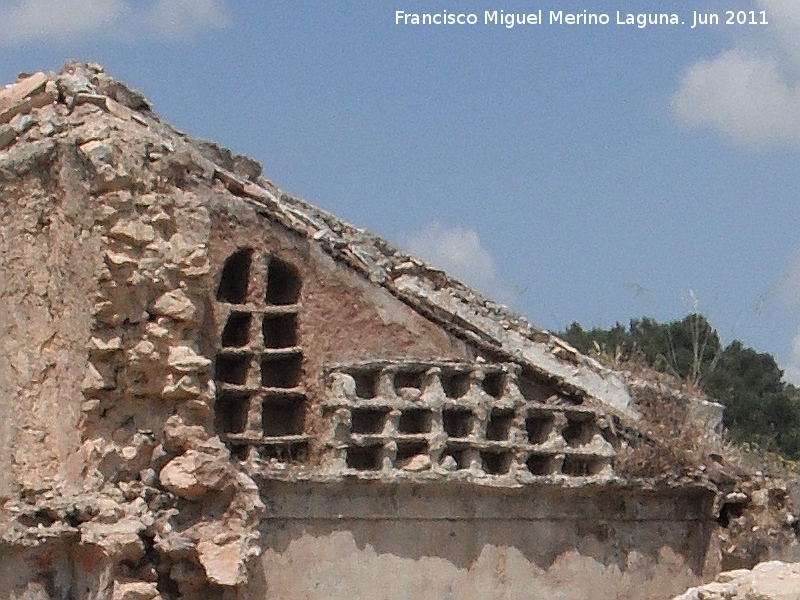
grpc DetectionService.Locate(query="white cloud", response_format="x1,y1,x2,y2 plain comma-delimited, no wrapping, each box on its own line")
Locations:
404,222,516,305
138,0,231,39
672,50,800,145
672,0,800,145
0,0,230,45
783,327,800,385
0,0,124,44
770,249,800,384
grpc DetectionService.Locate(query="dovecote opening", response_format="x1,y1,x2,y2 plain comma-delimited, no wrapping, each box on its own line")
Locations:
261,398,305,437
526,453,558,476
266,257,301,305
221,312,252,347
215,392,250,435
346,445,382,471
215,354,250,385
351,407,388,434
518,371,552,403
443,408,472,438
217,249,252,304
262,313,297,348
482,371,504,398
395,441,428,468
261,354,302,388
394,370,424,393
562,455,606,476
526,413,555,444
441,371,470,398
481,451,513,475
230,445,249,461
486,409,514,441
259,442,309,464
562,416,595,448
441,446,469,470
398,409,432,434
351,369,379,399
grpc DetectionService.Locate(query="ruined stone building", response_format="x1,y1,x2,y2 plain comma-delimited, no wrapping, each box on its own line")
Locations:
0,63,725,599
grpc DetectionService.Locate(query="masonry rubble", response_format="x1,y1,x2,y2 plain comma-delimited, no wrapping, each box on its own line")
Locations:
0,61,798,600
0,62,268,599
672,561,800,600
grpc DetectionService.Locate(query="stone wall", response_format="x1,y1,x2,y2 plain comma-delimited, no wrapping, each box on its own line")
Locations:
0,97,102,498
0,64,269,599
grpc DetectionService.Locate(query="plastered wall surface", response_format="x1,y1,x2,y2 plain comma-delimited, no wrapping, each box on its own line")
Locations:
0,148,102,498
254,482,718,600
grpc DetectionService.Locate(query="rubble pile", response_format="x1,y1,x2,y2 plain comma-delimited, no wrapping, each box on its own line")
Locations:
672,561,800,600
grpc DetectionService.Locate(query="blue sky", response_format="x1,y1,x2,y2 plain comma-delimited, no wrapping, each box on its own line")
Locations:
3,0,800,380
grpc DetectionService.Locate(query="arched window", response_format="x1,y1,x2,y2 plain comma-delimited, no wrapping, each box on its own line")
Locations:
213,249,308,463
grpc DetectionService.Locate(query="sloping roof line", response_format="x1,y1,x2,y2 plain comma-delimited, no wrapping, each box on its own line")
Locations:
220,171,637,422
0,62,637,422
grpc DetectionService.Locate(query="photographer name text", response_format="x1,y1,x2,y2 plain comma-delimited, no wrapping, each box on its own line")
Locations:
394,9,769,29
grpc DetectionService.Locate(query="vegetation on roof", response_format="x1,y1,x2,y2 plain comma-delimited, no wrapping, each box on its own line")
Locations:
562,314,800,459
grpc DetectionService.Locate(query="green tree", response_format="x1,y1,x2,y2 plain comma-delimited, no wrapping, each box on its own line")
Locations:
705,341,800,457
561,315,800,459
563,313,721,384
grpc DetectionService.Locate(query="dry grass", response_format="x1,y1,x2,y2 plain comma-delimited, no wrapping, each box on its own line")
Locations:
615,383,719,479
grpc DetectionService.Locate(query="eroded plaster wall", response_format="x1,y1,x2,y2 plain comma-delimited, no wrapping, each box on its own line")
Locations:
253,482,719,600
0,143,102,499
